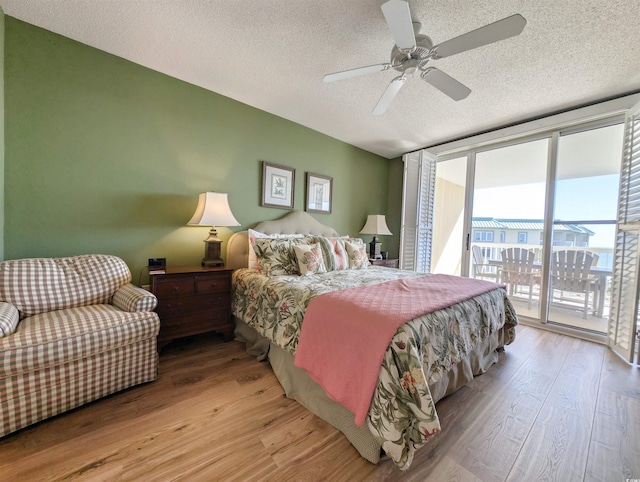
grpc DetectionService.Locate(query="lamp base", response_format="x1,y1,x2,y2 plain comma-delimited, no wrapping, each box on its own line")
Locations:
201,256,224,267
201,228,225,267
369,236,382,260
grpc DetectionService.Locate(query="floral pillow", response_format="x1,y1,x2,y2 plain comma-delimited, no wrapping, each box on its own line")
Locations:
247,229,305,270
343,238,370,269
293,243,327,276
252,237,312,276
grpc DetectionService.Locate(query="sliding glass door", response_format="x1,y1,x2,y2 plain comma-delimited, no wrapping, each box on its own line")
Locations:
549,124,624,333
471,139,549,320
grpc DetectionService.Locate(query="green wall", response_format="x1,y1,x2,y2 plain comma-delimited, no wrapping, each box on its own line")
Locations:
5,17,399,282
0,9,4,261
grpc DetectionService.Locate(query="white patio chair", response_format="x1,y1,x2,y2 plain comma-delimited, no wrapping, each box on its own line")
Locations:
500,248,540,309
550,250,600,319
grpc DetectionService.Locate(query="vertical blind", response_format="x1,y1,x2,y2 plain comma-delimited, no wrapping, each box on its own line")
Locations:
399,150,436,272
609,102,640,363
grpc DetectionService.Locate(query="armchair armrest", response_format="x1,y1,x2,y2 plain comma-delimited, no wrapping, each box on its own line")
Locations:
112,283,158,312
0,301,20,337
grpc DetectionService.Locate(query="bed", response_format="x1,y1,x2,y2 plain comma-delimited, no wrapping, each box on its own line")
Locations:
228,211,518,471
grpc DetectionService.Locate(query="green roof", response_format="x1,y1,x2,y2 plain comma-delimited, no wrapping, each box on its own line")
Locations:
471,218,595,236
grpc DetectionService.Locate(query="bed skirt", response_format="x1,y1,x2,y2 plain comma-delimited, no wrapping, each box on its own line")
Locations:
234,317,508,464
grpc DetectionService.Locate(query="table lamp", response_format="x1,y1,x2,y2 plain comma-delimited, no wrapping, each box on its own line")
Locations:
359,214,392,259
188,192,240,267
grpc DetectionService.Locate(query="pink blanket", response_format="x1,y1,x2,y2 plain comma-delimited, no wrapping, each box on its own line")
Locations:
293,274,503,426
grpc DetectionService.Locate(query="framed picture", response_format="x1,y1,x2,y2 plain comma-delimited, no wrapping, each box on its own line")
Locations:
261,161,295,209
305,172,333,214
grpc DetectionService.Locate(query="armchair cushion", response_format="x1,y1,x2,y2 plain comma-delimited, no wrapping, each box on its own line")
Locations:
112,283,158,312
0,305,158,378
0,255,131,319
0,302,19,337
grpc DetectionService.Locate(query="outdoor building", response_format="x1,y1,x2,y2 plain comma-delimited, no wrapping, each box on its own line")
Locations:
472,217,595,261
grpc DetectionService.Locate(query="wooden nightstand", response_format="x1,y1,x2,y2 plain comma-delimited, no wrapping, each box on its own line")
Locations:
150,266,234,350
369,258,400,268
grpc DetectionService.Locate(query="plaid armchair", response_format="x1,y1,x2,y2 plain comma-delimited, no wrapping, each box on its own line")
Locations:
0,254,160,437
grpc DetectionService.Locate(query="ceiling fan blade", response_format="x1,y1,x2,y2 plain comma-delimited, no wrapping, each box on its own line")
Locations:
432,14,526,59
421,68,471,101
381,0,416,51
372,75,406,116
323,63,392,83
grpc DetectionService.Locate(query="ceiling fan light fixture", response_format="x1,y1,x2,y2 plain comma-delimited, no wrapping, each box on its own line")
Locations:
404,58,419,75
391,34,433,71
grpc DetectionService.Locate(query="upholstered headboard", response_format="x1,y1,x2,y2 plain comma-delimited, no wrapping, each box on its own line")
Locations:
226,211,339,269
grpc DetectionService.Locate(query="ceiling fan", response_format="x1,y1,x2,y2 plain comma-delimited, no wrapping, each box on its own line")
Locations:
323,0,526,115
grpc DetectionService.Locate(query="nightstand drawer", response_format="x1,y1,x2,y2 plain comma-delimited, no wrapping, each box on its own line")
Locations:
157,294,230,317
160,310,231,336
153,277,195,298
195,275,230,294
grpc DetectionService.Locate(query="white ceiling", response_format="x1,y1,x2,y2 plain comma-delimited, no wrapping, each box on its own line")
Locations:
1,0,639,159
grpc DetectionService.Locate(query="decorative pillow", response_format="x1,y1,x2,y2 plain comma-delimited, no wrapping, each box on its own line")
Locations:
343,238,370,269
311,236,349,271
247,229,304,270
252,237,313,276
0,302,20,337
293,243,327,276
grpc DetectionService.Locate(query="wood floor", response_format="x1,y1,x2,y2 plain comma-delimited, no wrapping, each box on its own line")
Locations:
1,325,638,481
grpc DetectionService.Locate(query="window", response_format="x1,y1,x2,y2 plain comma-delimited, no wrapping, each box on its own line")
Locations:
500,231,506,243
518,232,528,244
474,231,494,242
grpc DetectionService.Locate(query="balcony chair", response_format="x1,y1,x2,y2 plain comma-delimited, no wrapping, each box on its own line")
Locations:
471,245,498,281
500,248,540,309
550,250,600,319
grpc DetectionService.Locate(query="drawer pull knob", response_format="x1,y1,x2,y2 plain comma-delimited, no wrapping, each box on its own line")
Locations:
211,283,217,288
172,286,180,293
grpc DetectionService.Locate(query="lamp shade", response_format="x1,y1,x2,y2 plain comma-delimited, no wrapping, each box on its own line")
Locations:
187,192,240,227
359,214,392,235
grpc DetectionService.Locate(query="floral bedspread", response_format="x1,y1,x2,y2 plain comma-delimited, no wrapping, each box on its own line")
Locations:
232,267,518,470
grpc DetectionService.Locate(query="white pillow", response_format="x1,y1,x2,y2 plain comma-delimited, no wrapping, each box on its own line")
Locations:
247,228,305,270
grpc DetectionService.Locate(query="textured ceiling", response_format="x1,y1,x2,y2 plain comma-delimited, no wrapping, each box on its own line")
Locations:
1,0,639,159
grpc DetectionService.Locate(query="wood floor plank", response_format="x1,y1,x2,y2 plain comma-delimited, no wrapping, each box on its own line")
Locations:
448,367,556,482
585,389,640,481
598,345,640,398
259,407,338,467
266,432,379,482
506,338,604,481
415,454,483,482
1,328,637,481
